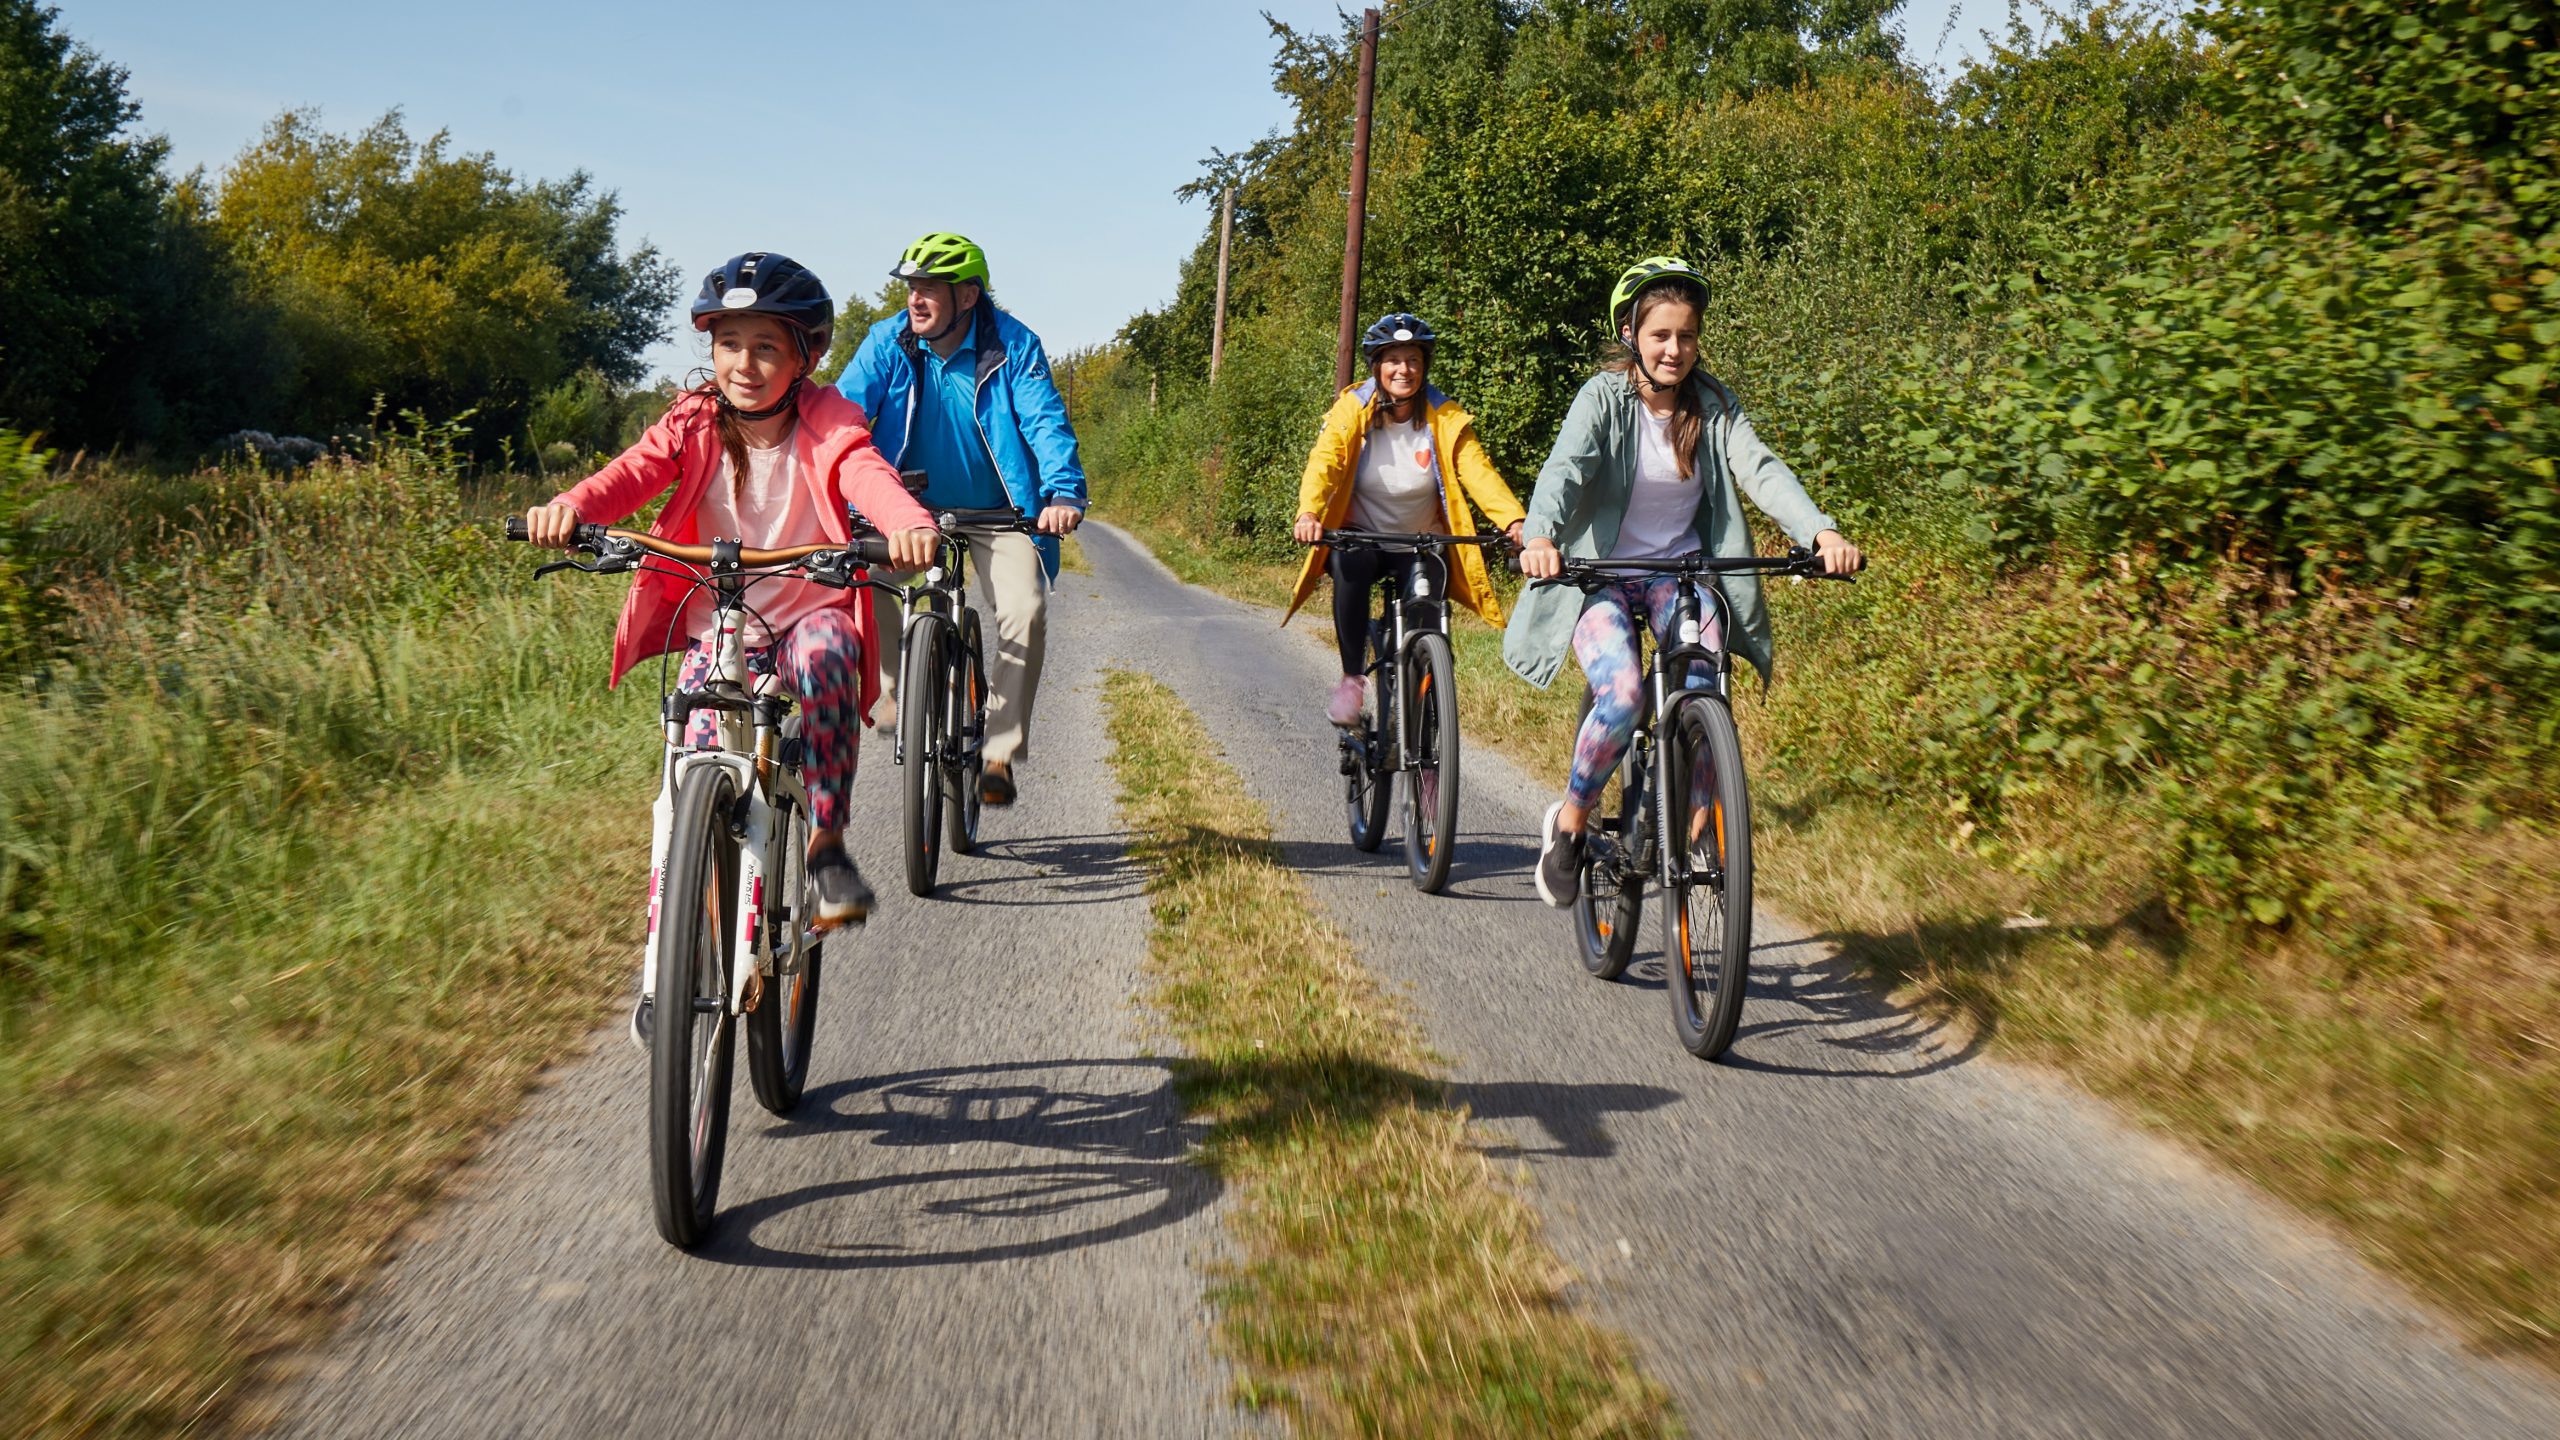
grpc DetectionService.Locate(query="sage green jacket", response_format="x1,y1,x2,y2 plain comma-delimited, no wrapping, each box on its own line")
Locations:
1502,369,1835,688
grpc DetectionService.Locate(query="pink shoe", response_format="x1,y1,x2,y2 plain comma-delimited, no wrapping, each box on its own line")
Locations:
1326,675,1366,727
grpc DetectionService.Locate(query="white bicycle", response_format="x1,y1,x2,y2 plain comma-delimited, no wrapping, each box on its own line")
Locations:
509,517,896,1248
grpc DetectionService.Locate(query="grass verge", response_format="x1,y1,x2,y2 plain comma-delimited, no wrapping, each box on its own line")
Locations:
4,457,658,1436
1102,669,1667,1438
1093,511,2557,1365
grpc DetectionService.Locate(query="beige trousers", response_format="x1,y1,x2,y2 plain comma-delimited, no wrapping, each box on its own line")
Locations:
869,526,1048,767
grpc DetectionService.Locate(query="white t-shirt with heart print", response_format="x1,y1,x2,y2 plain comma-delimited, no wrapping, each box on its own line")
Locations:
1347,413,1442,535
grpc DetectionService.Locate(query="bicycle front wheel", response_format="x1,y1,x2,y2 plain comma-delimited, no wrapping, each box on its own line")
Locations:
946,607,987,855
747,794,822,1116
652,763,740,1248
1400,633,1461,893
1662,694,1753,1059
900,612,951,897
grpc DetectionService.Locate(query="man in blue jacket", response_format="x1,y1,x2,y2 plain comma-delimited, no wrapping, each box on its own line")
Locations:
837,231,1088,805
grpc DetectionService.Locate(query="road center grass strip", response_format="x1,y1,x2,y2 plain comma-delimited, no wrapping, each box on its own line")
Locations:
1102,668,1667,1439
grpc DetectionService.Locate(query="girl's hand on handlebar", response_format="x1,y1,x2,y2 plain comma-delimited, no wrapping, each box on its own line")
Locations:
1293,513,1323,545
1518,535,1562,579
1813,529,1863,576
889,527,940,570
524,503,582,550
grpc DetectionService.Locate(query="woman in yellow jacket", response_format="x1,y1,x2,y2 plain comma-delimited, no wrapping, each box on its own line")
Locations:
1287,313,1528,725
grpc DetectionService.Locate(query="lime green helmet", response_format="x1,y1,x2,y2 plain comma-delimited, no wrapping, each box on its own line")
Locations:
1608,255,1709,334
891,232,991,290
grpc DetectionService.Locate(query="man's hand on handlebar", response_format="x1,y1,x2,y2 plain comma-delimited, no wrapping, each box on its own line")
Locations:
1293,512,1323,545
1813,529,1863,577
1036,505,1084,537
524,503,583,551
888,527,941,570
1518,534,1562,579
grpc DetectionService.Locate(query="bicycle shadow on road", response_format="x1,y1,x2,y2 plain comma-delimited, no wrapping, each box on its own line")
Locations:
1714,936,1991,1080
705,1058,1218,1272
930,832,1145,908
1449,1079,1680,1160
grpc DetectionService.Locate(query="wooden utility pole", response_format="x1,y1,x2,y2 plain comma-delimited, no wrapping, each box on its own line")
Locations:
1210,185,1235,385
1331,7,1380,394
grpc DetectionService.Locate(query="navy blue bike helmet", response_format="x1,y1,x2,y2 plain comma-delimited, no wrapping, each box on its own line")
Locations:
1360,312,1436,362
690,252,835,362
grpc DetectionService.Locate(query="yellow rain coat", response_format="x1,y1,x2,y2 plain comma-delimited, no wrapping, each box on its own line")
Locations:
1284,379,1528,628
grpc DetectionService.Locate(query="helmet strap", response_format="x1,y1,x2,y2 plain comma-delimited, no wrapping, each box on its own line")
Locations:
715,376,804,423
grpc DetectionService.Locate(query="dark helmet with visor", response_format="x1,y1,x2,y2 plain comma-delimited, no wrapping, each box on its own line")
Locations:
1360,312,1437,362
690,251,834,363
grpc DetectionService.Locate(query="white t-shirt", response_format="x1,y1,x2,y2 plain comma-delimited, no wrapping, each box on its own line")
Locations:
1347,413,1442,535
1612,408,1704,560
687,439,831,646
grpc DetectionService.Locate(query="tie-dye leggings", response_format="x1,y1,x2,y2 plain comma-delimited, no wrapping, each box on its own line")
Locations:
669,606,864,833
1565,577,1723,810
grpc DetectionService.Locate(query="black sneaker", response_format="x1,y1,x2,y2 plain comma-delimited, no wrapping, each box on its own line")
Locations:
980,763,1017,806
1534,801,1584,908
809,844,875,926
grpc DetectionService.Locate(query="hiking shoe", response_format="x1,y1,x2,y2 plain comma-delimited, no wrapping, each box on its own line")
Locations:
808,843,875,927
980,763,1017,806
1534,801,1584,908
1327,675,1366,727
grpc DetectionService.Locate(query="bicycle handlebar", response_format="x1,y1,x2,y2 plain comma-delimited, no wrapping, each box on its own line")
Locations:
1318,528,1513,551
930,506,1045,535
1519,546,1862,590
503,516,893,578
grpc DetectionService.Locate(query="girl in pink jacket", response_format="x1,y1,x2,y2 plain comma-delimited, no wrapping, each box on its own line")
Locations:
525,252,939,933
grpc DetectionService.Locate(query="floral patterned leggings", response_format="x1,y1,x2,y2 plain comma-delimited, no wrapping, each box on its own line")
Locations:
670,606,864,833
1565,577,1723,811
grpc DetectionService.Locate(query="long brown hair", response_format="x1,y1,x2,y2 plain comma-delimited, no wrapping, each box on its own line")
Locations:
1603,284,1705,479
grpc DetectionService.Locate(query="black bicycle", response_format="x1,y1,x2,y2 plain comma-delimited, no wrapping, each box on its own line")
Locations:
1533,547,1854,1059
506,516,895,1246
1324,529,1509,894
886,504,1041,897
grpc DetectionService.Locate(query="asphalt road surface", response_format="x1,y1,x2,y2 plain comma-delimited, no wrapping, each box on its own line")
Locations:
266,521,2560,1439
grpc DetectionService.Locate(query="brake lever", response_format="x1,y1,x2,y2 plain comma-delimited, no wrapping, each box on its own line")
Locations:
533,558,582,580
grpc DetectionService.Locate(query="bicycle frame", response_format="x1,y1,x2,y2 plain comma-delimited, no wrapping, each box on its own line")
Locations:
636,547,828,1022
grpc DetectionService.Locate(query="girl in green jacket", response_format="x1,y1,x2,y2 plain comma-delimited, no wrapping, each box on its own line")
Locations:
1510,258,1862,908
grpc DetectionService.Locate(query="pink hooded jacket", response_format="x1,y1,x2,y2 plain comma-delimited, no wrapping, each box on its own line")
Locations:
551,383,933,720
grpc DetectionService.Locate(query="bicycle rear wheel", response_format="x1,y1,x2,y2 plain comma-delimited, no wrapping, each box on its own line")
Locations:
1662,694,1753,1059
946,607,987,855
1346,664,1392,852
900,612,951,896
1573,777,1646,979
747,794,822,1116
652,763,740,1248
1400,633,1461,893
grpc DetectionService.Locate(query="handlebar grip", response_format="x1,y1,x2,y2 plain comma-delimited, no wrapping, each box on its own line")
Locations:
848,535,894,567
504,516,529,541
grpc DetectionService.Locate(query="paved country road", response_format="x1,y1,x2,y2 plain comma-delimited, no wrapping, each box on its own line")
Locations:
265,521,2560,1439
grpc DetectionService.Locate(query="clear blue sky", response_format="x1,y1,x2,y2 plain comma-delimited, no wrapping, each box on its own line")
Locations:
59,0,2008,384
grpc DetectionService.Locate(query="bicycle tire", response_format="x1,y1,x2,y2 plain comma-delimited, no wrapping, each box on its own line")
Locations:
1400,633,1461,893
946,607,987,855
1573,782,1646,979
900,612,951,897
1568,687,1642,977
1346,665,1392,853
1662,694,1753,1059
746,795,822,1115
651,763,739,1249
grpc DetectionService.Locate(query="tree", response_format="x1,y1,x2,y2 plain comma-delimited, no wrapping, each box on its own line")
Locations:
211,109,679,448
814,281,907,385
0,1,170,441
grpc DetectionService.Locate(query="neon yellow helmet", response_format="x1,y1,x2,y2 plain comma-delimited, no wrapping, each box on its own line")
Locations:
891,232,991,290
1607,256,1709,334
